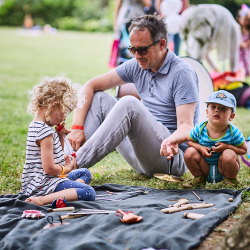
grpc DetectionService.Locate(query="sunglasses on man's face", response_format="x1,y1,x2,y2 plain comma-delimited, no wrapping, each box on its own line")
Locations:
128,40,160,56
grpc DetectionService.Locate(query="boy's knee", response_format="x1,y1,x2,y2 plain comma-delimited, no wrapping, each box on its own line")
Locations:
184,147,198,160
220,149,237,163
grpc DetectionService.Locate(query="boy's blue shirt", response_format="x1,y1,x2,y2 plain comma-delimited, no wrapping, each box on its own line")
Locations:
189,121,245,165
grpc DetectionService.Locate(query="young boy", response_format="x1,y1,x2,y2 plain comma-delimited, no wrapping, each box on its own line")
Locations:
183,90,247,188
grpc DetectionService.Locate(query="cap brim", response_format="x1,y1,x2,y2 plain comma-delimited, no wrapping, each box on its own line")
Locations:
204,100,234,109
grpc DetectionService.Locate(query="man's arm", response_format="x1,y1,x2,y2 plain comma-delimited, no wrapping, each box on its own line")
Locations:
68,69,126,151
160,102,196,159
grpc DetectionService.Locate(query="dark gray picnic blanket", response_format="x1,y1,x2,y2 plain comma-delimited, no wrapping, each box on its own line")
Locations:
0,184,242,250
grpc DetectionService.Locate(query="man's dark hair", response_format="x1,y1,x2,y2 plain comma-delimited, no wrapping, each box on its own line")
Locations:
128,15,168,48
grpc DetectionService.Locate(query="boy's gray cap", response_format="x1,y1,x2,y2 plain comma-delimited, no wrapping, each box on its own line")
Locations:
204,90,236,113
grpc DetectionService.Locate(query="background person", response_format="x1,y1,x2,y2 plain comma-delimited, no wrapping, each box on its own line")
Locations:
112,0,152,65
236,5,250,77
155,0,190,56
113,0,152,34
68,15,199,177
180,4,240,73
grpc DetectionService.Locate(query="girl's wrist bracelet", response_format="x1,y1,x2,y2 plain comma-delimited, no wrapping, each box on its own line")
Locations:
59,165,67,178
71,125,84,130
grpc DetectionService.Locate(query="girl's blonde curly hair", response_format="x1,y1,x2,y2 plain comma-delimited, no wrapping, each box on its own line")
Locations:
28,76,85,119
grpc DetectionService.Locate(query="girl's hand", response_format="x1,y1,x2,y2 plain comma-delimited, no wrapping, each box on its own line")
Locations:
64,154,71,165
55,122,70,135
64,155,77,173
200,146,212,158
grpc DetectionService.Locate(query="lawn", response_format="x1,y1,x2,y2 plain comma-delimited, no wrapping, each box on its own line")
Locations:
1,26,250,197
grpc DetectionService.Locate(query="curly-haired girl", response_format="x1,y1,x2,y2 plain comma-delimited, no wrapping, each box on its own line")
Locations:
22,76,96,206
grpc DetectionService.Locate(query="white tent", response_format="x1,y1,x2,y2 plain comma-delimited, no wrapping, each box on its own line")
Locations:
181,56,214,122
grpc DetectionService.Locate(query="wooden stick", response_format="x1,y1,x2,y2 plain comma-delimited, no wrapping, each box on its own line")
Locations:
60,214,85,220
47,207,75,212
192,203,213,209
192,191,203,201
183,212,205,220
161,205,193,213
180,202,207,208
161,203,213,214
173,199,189,207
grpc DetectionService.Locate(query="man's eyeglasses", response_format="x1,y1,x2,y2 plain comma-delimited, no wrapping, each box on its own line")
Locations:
128,40,160,56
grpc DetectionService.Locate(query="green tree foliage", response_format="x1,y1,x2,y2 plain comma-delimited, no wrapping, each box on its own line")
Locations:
4,0,249,32
0,0,115,31
0,0,75,26
190,0,250,17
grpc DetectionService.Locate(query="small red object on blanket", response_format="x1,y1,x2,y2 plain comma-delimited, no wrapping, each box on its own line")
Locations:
116,209,143,224
56,198,67,208
52,197,69,208
21,210,45,219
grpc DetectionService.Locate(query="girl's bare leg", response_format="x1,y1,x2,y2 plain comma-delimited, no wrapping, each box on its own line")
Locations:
76,179,85,184
25,188,78,206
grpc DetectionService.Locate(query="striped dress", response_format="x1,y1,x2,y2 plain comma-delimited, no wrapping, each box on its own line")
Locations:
22,121,67,197
189,121,245,165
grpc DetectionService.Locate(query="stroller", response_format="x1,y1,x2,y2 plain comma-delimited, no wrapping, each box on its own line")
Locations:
109,21,134,68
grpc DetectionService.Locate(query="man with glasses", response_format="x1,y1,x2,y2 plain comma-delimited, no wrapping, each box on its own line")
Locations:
68,15,199,178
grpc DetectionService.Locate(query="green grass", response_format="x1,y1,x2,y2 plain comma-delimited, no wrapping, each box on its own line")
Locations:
0,27,250,195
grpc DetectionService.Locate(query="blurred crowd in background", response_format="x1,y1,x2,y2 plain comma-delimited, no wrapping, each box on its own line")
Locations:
0,0,249,33
2,0,250,88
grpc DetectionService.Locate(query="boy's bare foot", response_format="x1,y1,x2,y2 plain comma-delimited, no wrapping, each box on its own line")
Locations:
25,196,44,206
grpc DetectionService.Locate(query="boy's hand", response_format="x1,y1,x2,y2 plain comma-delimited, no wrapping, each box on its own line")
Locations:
200,146,212,158
212,142,227,153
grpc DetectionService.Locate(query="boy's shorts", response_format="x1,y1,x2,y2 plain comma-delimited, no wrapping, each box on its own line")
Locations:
206,165,224,183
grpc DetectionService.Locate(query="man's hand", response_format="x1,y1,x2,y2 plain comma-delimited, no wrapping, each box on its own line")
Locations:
160,138,179,160
68,129,86,151
199,146,213,158
212,142,228,153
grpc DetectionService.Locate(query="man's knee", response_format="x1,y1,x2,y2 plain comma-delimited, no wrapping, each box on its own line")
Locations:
89,91,117,118
92,91,117,106
116,96,141,110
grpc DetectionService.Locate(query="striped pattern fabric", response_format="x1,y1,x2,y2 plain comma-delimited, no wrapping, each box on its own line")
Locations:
189,121,245,165
22,121,66,197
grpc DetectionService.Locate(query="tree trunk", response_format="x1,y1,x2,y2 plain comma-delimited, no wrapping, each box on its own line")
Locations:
222,208,250,249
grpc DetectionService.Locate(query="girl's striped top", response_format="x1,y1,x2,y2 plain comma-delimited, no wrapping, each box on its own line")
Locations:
22,121,67,197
